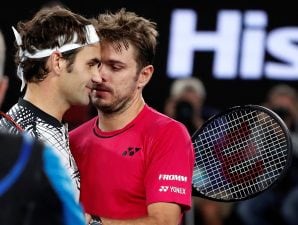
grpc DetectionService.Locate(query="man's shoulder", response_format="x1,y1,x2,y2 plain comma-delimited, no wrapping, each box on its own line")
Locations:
142,105,185,131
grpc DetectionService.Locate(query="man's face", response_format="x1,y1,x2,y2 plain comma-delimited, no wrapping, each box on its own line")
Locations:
61,43,101,106
90,41,141,114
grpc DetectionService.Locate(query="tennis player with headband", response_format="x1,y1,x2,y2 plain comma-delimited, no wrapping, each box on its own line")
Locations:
0,30,86,225
0,5,101,199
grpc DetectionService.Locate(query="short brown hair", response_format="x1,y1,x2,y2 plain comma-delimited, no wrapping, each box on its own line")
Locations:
95,8,158,71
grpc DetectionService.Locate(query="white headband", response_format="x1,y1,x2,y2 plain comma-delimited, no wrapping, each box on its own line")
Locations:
12,24,100,91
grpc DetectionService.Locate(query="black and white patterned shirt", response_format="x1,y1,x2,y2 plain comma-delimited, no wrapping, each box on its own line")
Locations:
0,98,80,198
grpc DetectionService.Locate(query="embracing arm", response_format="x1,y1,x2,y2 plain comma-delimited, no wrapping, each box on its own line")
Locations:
92,202,182,225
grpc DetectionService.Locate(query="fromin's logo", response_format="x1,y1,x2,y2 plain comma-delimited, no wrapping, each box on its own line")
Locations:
122,147,141,156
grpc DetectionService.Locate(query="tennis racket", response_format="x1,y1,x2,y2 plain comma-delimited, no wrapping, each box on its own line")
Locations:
192,105,292,202
0,111,23,132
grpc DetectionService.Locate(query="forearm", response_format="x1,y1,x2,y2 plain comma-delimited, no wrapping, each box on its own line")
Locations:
88,214,161,225
101,216,160,225
89,203,181,225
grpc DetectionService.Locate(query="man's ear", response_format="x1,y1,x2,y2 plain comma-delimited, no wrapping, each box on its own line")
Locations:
50,51,65,74
138,65,154,89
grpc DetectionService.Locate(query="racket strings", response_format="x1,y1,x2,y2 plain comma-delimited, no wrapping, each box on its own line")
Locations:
193,108,289,201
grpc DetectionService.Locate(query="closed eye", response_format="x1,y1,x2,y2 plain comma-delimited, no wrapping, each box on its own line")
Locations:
111,65,123,71
88,58,101,68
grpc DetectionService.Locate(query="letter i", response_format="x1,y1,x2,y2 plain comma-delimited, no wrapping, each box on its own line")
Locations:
240,10,267,79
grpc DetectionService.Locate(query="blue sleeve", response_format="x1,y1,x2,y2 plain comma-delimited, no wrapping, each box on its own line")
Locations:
43,145,85,225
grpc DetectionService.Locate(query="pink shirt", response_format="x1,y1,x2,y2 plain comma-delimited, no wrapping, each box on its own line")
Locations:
70,105,194,219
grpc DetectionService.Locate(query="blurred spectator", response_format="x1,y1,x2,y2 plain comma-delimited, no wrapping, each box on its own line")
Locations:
236,83,298,225
263,84,298,156
0,132,86,225
164,77,217,134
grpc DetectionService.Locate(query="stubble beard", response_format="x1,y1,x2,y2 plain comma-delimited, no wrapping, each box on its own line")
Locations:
91,95,132,115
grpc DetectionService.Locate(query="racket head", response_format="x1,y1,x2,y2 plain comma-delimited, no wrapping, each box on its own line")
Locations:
192,105,292,202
